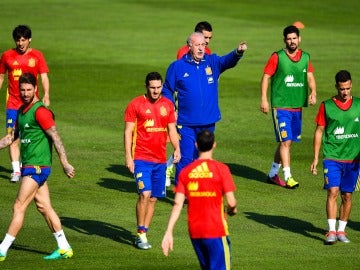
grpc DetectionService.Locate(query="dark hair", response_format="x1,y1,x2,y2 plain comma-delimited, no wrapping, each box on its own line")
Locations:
12,25,32,41
145,72,162,86
196,130,215,152
194,21,212,33
335,70,352,84
19,72,37,87
283,25,299,38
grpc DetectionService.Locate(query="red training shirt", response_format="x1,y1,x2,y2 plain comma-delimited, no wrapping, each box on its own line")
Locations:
176,159,236,238
0,48,49,109
124,95,176,163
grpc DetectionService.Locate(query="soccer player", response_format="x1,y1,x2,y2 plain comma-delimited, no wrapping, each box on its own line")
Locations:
162,130,237,270
0,73,74,262
0,25,50,182
162,32,247,186
310,70,359,244
260,25,317,188
124,72,180,250
176,21,213,60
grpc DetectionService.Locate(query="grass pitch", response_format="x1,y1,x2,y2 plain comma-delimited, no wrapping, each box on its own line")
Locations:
0,0,359,269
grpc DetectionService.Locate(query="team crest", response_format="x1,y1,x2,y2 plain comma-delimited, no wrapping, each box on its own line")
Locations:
160,106,167,116
205,66,212,75
28,58,35,67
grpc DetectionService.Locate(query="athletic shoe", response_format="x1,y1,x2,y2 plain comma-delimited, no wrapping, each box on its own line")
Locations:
165,165,174,187
43,247,73,260
0,251,6,262
10,172,21,183
337,232,350,243
267,174,286,187
286,177,299,189
134,232,152,250
325,231,337,244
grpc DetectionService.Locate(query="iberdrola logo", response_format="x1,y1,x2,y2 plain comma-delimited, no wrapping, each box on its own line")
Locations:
334,126,344,135
284,74,304,87
144,119,154,128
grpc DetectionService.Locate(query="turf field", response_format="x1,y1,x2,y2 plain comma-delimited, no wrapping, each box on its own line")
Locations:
0,0,359,269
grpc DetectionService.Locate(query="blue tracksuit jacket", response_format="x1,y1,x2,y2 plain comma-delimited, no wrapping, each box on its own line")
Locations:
162,49,243,126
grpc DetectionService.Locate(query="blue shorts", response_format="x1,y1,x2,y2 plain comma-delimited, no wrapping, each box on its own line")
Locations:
191,236,232,270
6,109,18,130
272,109,302,142
134,160,166,198
21,166,51,186
323,160,359,192
175,124,215,185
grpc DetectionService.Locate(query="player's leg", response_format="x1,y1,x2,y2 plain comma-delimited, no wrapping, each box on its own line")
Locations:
174,126,196,185
134,160,153,249
0,175,38,260
337,162,359,243
6,109,21,182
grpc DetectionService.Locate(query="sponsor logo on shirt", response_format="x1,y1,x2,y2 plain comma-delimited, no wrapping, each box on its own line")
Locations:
186,162,216,198
284,74,304,87
333,126,359,140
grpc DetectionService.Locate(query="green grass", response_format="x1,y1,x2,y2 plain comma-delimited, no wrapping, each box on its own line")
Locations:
0,0,359,269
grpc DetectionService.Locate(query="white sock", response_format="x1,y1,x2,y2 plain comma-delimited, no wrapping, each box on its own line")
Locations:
0,233,16,255
337,220,347,232
283,167,291,181
327,219,337,232
269,162,281,178
53,230,71,250
11,161,21,173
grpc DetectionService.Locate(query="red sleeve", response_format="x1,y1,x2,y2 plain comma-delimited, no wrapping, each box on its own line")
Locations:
308,61,314,73
124,99,137,123
33,50,49,74
35,106,55,130
263,53,278,76
315,103,326,126
177,45,190,60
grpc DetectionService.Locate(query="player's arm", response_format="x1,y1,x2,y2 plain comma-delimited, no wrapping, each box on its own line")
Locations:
162,192,185,256
124,121,135,173
40,73,50,106
167,122,180,163
307,72,317,105
310,125,324,175
225,191,237,216
260,73,271,114
45,125,75,178
0,73,5,89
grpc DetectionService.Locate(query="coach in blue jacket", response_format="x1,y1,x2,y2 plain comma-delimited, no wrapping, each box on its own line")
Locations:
162,32,247,185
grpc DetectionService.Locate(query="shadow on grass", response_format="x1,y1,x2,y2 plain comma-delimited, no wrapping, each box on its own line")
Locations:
61,217,134,246
348,220,360,232
11,244,48,255
97,177,137,193
0,165,13,181
244,211,326,242
106,164,131,177
226,163,267,183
